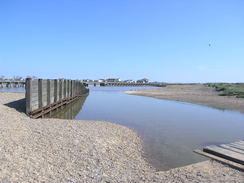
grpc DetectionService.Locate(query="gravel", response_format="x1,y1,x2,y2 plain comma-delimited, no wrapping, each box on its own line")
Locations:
0,92,243,182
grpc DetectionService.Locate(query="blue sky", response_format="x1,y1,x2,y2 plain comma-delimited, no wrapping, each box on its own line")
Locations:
0,0,243,82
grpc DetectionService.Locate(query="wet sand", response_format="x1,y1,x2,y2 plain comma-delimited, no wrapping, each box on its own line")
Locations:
126,84,244,114
0,92,243,182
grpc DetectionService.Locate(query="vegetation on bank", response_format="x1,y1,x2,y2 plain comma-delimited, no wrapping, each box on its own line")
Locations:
207,83,244,98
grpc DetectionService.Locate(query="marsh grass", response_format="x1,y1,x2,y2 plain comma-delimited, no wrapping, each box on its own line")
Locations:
207,83,244,98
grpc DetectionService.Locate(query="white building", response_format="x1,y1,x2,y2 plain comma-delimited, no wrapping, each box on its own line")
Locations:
106,78,121,83
98,79,105,82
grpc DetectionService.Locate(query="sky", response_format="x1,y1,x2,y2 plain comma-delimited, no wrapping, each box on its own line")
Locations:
0,0,244,83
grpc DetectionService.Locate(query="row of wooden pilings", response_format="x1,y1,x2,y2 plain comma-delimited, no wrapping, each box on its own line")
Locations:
0,81,25,88
102,82,166,87
83,82,166,87
26,78,89,118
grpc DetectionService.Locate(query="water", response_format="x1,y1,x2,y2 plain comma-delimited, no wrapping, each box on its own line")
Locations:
0,87,25,93
1,86,244,170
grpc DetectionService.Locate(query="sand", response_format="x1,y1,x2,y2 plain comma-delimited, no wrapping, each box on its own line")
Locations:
0,92,243,182
126,84,244,114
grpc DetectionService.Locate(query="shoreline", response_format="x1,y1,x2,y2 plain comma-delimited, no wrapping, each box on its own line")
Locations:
126,84,244,114
0,92,242,182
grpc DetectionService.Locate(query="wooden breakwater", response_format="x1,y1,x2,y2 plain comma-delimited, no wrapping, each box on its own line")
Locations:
101,82,166,87
0,80,25,88
83,82,166,87
26,78,89,118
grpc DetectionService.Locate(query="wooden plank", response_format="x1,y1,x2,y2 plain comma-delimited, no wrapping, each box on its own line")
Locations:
231,142,244,148
31,102,39,107
47,80,51,105
42,80,47,85
63,80,66,98
203,145,244,165
220,144,244,155
31,92,38,96
31,102,39,108
31,89,39,93
31,104,39,111
31,86,39,91
42,101,47,106
25,78,32,114
235,141,244,146
38,79,43,108
69,80,72,97
194,149,244,171
30,99,39,104
50,96,55,103
42,95,47,99
31,94,38,99
54,80,58,102
229,143,244,151
230,142,244,148
31,80,38,86
59,80,63,100
50,80,55,103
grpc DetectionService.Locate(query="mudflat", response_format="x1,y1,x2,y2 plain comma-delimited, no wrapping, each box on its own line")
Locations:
126,84,244,114
0,92,243,182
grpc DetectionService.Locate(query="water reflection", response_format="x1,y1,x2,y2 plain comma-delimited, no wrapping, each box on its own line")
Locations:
45,95,88,119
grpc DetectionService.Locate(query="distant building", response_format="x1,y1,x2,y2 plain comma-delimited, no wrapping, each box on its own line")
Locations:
82,79,93,82
106,78,121,83
136,78,149,84
123,80,135,83
98,79,105,82
136,80,143,83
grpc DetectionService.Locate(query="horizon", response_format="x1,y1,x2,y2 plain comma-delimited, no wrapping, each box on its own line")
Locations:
1,0,244,83
1,76,244,85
